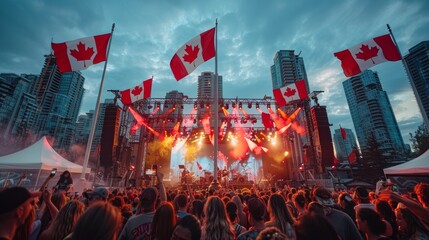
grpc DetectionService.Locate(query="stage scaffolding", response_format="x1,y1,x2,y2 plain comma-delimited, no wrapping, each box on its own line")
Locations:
107,95,316,188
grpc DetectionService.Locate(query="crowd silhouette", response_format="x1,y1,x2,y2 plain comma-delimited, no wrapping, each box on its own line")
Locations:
0,171,428,240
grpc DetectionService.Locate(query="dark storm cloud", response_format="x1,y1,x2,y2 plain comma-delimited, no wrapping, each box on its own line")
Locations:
1,0,428,146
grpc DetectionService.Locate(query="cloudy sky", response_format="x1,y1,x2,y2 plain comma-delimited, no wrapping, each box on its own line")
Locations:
1,0,428,146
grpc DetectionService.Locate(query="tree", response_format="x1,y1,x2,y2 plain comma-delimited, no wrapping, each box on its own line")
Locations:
409,123,429,156
358,133,385,183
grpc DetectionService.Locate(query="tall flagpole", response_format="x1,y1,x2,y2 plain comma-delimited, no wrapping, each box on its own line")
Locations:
387,24,429,130
213,19,219,182
80,23,115,180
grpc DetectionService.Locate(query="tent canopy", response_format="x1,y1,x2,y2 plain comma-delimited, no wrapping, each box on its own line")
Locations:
384,149,429,176
0,136,90,173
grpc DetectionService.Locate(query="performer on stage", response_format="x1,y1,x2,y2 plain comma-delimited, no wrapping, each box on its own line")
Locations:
221,166,229,187
181,166,190,184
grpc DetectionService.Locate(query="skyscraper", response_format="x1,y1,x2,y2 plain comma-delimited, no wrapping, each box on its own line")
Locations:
404,41,429,127
270,50,311,145
269,50,334,176
333,128,358,162
0,73,38,139
270,50,309,89
74,99,114,154
197,72,222,120
34,54,85,149
164,90,185,132
343,70,405,162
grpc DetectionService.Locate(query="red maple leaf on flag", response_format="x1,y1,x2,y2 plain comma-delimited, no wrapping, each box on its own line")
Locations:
69,42,95,67
131,86,143,96
182,44,199,65
284,87,296,97
355,44,379,64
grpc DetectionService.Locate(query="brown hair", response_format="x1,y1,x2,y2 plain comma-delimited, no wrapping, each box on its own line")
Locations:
203,196,235,240
72,202,122,240
151,202,176,240
268,193,295,233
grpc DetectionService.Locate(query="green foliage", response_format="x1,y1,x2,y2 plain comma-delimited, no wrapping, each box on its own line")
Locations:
409,123,429,156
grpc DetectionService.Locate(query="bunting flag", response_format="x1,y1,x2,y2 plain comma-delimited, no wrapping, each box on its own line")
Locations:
340,126,347,140
348,149,357,165
120,78,153,105
51,33,111,73
334,34,401,77
170,28,216,81
261,112,274,129
273,80,308,107
196,161,203,171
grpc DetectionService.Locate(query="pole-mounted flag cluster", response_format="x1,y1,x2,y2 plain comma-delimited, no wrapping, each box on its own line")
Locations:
334,34,401,77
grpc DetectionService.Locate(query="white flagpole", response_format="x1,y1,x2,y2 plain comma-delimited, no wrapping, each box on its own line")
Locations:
213,19,219,182
80,23,116,180
387,24,429,130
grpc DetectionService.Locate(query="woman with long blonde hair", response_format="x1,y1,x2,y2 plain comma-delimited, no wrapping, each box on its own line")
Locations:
39,200,85,240
266,193,296,239
201,196,235,240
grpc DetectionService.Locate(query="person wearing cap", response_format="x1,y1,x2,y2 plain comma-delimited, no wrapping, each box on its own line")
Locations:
83,187,109,207
312,186,363,240
379,182,429,227
237,197,267,240
0,187,41,240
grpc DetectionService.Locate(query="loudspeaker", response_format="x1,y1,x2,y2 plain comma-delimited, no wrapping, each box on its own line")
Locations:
100,105,120,168
311,106,334,168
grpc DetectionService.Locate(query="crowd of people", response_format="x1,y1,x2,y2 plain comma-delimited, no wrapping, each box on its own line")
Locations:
0,171,428,240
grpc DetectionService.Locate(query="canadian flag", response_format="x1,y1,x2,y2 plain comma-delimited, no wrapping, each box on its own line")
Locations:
51,33,111,73
196,161,203,171
348,149,357,165
261,112,274,129
340,126,347,140
273,80,308,107
170,28,216,81
120,78,153,105
334,34,401,77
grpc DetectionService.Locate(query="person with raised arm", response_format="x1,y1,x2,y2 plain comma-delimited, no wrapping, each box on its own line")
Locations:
379,183,429,224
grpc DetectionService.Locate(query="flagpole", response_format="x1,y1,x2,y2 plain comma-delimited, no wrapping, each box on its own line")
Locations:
387,24,429,130
213,19,219,184
80,23,115,180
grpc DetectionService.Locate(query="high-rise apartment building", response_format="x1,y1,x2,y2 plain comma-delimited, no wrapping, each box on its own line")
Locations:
197,72,222,120
74,99,114,154
270,50,309,89
343,70,405,162
332,128,358,162
34,54,85,149
0,73,38,138
164,90,185,120
404,41,429,127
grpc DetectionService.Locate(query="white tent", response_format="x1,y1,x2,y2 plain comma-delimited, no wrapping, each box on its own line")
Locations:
0,136,90,173
384,149,429,175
